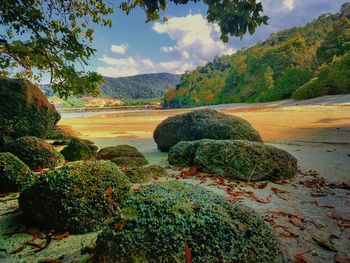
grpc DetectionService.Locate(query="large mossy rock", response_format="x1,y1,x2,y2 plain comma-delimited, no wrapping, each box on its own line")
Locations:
97,145,148,167
153,109,262,152
19,160,131,233
3,136,64,170
0,78,60,146
0,152,36,192
95,181,283,263
60,138,98,161
169,140,297,181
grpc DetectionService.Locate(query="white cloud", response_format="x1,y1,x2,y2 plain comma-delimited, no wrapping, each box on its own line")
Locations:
153,13,234,63
110,43,128,55
98,13,235,77
283,0,295,10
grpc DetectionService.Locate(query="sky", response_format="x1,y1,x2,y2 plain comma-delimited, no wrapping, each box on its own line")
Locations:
85,0,349,78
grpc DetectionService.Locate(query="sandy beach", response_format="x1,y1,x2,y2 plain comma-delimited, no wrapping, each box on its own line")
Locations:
1,95,349,262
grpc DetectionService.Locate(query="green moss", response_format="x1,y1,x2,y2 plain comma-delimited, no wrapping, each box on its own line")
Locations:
169,140,297,182
0,152,36,192
60,138,97,161
124,165,167,183
153,109,262,152
97,145,145,159
0,78,60,141
3,136,64,169
95,181,283,263
98,145,148,167
45,125,79,144
19,160,131,233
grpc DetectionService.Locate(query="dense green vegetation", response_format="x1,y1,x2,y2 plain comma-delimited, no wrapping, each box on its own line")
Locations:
163,4,350,107
40,73,180,102
101,73,180,100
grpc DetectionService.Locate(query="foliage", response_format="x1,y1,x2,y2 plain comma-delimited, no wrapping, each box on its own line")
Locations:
153,109,262,152
163,5,350,107
19,160,131,233
0,78,60,144
102,73,181,100
1,1,268,98
169,139,297,181
3,136,64,170
0,152,36,192
124,165,167,183
292,53,350,100
60,138,98,161
95,181,283,263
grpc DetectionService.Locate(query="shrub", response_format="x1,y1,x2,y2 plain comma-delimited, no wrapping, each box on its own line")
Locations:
0,152,36,192
153,109,262,152
19,160,131,233
3,136,64,169
95,181,283,263
169,140,297,182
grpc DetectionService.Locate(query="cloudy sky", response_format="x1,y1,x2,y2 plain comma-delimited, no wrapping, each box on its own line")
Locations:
91,0,348,78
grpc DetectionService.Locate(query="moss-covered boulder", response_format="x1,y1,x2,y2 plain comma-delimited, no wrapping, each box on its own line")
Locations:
19,160,131,233
95,181,283,263
153,109,262,152
0,78,60,146
169,140,297,181
60,138,97,161
97,145,148,167
0,152,36,192
45,125,80,145
3,136,64,170
124,165,167,183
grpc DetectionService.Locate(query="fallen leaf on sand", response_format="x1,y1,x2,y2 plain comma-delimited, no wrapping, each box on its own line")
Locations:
245,192,272,204
254,182,268,189
290,216,304,229
53,232,70,241
334,254,350,263
310,233,337,252
271,187,286,194
294,253,312,263
184,240,192,263
310,219,325,229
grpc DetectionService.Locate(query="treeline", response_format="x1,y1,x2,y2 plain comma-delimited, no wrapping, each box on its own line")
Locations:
163,3,350,108
41,73,181,100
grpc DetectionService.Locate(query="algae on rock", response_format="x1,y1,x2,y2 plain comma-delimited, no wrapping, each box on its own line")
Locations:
0,152,36,192
97,145,148,167
153,109,262,152
169,139,297,181
95,181,284,263
19,160,131,233
3,136,64,170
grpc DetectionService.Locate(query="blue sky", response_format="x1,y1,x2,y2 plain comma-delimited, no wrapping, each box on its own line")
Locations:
81,0,349,78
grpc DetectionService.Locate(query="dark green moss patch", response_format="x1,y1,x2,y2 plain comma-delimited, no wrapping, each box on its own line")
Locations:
97,145,148,167
19,160,131,233
124,165,167,183
60,138,97,161
95,181,283,263
169,140,297,182
0,152,36,192
3,136,64,170
153,109,262,152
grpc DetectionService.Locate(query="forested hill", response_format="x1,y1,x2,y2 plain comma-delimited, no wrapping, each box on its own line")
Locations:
41,73,181,100
101,73,181,100
163,3,350,108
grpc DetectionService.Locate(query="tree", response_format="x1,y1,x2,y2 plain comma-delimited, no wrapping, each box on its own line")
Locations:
0,0,268,98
